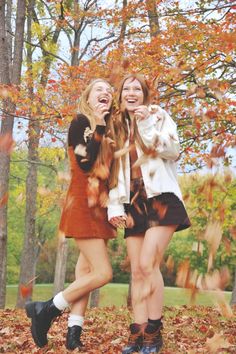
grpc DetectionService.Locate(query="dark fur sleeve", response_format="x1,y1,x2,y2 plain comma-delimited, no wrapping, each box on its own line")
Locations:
68,114,105,171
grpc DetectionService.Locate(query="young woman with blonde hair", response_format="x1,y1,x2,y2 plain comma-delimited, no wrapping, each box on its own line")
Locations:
108,74,190,354
26,78,116,350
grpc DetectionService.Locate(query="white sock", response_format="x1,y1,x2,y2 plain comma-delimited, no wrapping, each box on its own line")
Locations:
68,314,84,328
53,292,69,311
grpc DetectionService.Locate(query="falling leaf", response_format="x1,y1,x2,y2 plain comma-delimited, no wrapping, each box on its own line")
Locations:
130,190,139,205
0,133,14,154
0,192,8,208
166,255,174,273
132,154,149,169
74,144,87,157
204,270,221,290
37,186,51,196
204,221,222,257
20,284,33,299
99,191,108,208
19,276,38,299
219,266,230,289
87,177,99,207
114,145,132,159
125,213,134,228
57,171,71,182
214,291,234,318
176,259,190,288
206,332,232,352
152,200,168,220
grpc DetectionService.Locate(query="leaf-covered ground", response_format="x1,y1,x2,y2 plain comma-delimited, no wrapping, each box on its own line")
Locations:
0,306,235,353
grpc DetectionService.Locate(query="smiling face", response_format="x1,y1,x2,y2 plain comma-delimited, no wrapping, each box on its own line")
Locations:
87,80,113,113
120,78,145,114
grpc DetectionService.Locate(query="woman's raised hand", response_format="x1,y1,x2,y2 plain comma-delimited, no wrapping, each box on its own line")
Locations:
134,105,150,121
94,103,110,126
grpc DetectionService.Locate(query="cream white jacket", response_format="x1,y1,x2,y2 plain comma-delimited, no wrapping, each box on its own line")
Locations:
107,105,183,220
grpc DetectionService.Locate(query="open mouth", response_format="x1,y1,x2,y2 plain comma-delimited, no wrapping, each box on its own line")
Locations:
127,99,137,104
98,97,109,104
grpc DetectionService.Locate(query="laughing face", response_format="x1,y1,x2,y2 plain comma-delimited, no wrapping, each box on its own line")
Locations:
121,78,144,113
87,80,113,113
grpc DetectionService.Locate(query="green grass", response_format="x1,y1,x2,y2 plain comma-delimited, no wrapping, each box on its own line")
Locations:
6,283,232,309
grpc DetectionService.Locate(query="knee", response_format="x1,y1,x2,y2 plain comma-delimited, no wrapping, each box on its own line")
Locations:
131,266,144,282
96,266,113,285
139,260,154,278
75,265,90,279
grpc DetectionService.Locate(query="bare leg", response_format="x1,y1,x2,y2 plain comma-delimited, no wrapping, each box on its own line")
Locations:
126,236,148,324
140,225,177,319
62,238,112,304
70,252,90,316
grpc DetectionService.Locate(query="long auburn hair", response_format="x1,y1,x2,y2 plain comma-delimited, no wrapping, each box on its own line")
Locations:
108,74,151,188
77,78,115,177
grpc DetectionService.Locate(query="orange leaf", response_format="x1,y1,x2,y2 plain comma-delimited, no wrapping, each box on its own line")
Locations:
176,259,190,288
166,255,174,273
152,200,168,220
0,192,8,208
19,283,33,299
0,133,14,154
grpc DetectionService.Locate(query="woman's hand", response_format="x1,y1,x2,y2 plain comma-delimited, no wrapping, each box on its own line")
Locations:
109,215,127,228
134,105,150,121
94,103,110,126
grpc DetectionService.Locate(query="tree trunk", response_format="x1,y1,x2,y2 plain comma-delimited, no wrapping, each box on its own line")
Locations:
16,119,41,307
89,289,100,308
119,0,128,48
146,0,160,38
230,266,236,306
16,4,61,307
53,235,68,295
0,0,25,309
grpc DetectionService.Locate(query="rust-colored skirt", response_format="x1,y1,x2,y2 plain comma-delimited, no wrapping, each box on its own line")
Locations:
59,147,115,240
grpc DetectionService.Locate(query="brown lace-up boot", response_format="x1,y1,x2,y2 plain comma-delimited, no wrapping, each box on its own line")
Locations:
140,322,163,354
122,323,146,354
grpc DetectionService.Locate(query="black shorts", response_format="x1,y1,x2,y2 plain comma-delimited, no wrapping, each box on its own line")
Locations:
124,178,191,238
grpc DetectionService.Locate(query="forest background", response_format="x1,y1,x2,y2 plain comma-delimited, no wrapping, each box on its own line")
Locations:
0,0,236,313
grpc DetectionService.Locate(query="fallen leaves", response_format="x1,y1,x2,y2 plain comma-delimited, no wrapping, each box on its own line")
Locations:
0,306,235,353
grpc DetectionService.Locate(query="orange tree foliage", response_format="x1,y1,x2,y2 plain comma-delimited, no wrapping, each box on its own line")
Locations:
0,1,234,171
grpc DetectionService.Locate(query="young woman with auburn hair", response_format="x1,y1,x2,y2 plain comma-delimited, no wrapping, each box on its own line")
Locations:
108,74,190,354
26,79,116,350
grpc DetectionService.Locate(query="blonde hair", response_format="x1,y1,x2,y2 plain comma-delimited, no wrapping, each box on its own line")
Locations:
78,78,112,130
108,74,151,188
78,78,115,177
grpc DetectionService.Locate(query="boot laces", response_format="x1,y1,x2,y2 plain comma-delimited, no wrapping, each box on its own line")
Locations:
143,326,162,346
128,331,142,346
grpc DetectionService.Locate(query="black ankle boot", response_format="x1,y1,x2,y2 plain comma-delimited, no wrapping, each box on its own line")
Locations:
66,325,83,350
25,298,61,347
